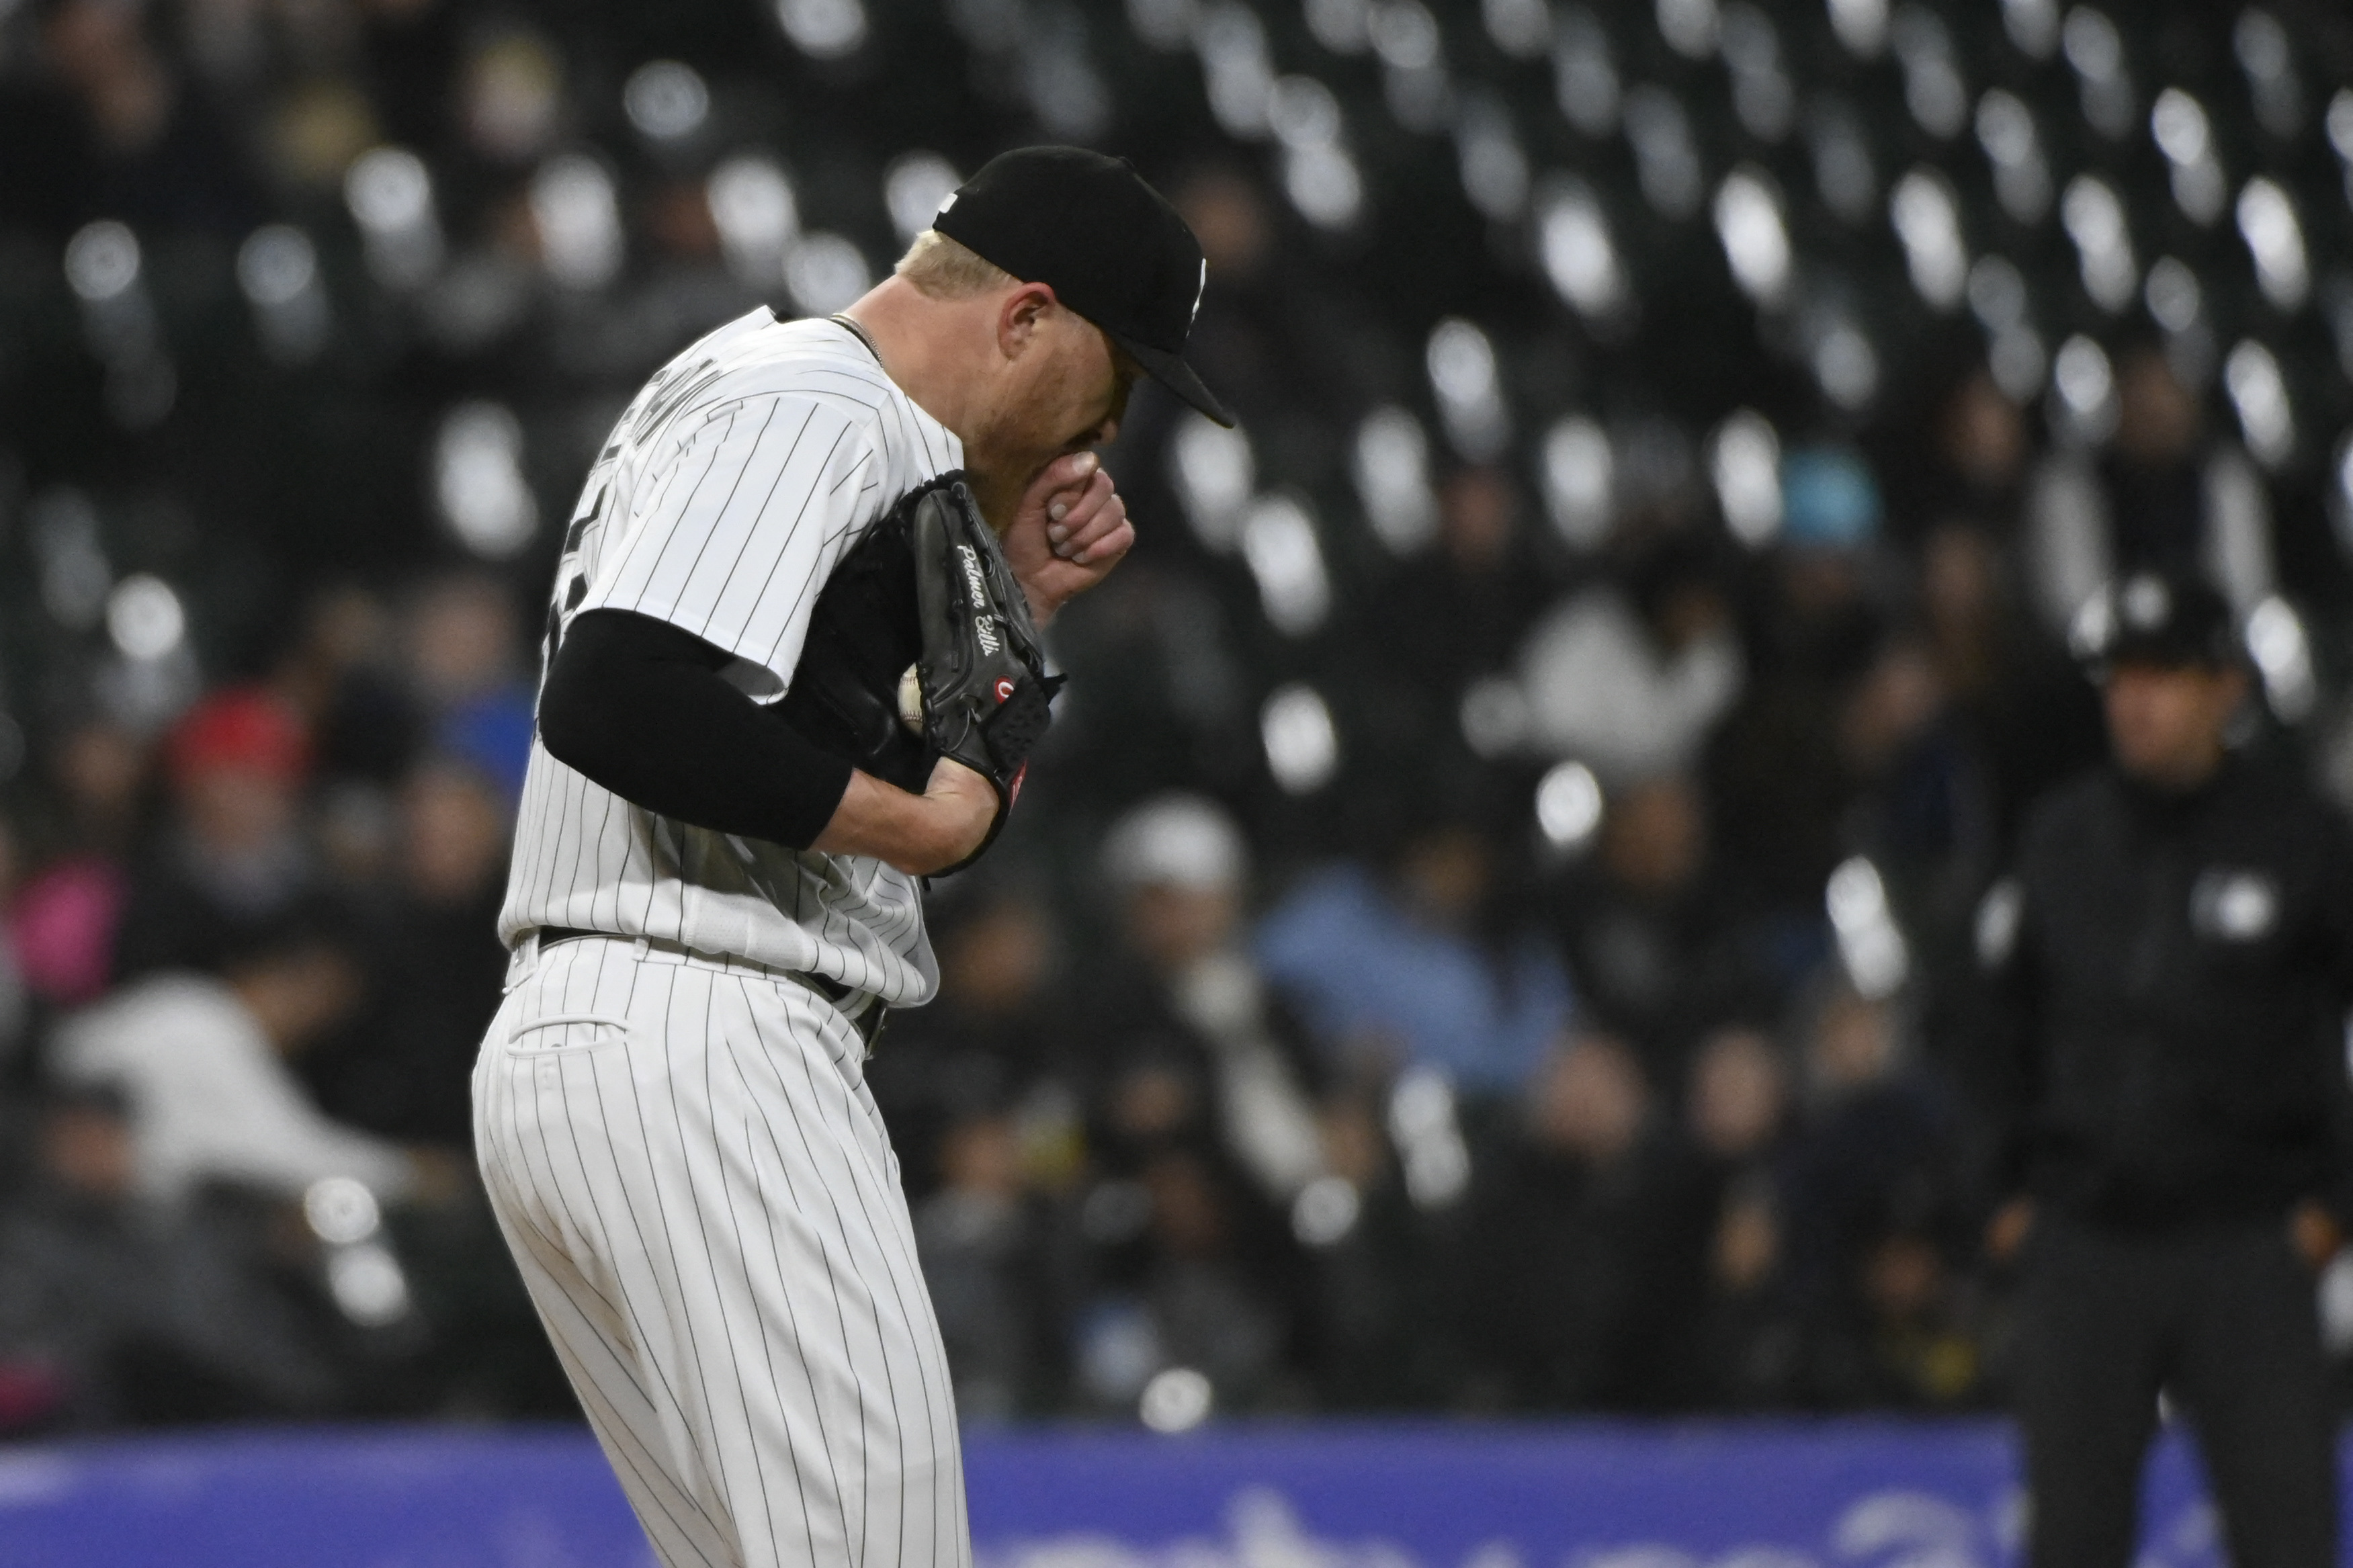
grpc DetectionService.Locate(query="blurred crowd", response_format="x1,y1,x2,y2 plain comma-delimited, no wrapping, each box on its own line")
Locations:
3,0,2353,1429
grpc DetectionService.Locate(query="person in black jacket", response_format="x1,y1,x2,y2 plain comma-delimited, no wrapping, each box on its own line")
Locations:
1978,570,2353,1568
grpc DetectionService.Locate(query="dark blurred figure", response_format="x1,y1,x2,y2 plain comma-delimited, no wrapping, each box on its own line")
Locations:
1981,571,2350,1568
1919,523,2104,853
880,878,1089,1418
1072,1067,1302,1415
912,1102,1068,1420
1383,467,1553,709
304,759,511,1149
112,688,320,982
1885,369,2029,544
1774,978,1963,1406
1837,634,1985,899
1682,1026,1793,1404
1131,1144,1297,1410
1164,164,1358,436
1774,979,1984,1410
2104,347,2215,581
1360,466,1551,795
2023,345,2276,638
1462,1035,1713,1411
1705,456,1886,928
1820,1202,1984,1410
0,1084,339,1430
1293,1080,1442,1409
0,0,260,233
277,585,421,787
872,879,1078,1201
1547,774,1766,1077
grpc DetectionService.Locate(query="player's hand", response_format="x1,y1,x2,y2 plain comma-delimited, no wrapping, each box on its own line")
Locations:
915,756,999,874
998,451,1132,625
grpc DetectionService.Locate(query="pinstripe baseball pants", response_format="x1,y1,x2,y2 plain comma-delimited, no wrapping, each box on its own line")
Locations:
473,935,970,1568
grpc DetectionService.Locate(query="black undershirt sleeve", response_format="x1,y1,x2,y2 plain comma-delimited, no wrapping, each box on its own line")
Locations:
538,609,855,851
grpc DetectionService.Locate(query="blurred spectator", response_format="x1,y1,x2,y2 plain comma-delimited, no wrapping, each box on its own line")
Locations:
1687,1025,1789,1190
1705,457,1887,922
1774,979,1962,1391
1257,818,1573,1098
1682,1027,1792,1405
20,0,261,233
43,714,148,860
112,688,320,981
1546,774,1766,1076
1919,523,2104,851
883,879,1089,1416
1071,803,1316,1415
874,880,1080,1199
1885,371,2029,543
7,717,146,1009
1517,537,1743,783
1828,1206,1984,1410
2024,343,2276,632
402,575,537,801
1375,468,1555,754
50,914,426,1204
0,1084,339,1430
1070,1068,1303,1414
1836,632,1990,917
303,758,511,1149
1462,1036,1713,1411
913,1103,1064,1420
1095,793,1325,1205
277,586,421,787
1129,1145,1295,1411
1291,1084,1443,1409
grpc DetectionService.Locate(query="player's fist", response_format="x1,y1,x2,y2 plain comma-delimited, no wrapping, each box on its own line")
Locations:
999,451,1132,625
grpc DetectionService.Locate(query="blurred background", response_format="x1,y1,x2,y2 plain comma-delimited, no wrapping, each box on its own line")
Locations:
0,0,2351,1454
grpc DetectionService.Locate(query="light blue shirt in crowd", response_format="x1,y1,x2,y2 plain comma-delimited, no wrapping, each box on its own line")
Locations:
1252,863,1574,1095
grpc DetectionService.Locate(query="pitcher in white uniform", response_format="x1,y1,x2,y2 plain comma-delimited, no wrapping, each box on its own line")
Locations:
472,148,1233,1568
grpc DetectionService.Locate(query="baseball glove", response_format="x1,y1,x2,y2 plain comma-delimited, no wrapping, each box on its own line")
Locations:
908,478,1060,873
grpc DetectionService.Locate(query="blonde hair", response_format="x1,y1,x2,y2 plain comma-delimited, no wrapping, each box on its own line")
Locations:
894,230,1019,300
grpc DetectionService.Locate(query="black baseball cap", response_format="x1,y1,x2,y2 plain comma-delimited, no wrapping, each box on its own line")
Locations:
931,146,1234,428
2071,570,2242,673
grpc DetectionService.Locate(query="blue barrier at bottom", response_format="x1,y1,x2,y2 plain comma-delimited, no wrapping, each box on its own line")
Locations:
0,1420,2316,1568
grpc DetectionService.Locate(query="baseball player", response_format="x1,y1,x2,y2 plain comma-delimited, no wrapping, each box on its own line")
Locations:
472,147,1232,1568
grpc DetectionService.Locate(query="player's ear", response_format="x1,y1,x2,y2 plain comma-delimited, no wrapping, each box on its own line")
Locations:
996,282,1057,362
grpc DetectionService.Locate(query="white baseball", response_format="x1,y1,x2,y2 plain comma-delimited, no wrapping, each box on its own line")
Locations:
896,663,924,733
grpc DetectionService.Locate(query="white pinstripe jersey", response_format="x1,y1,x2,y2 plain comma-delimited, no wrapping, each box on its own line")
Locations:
499,310,962,1006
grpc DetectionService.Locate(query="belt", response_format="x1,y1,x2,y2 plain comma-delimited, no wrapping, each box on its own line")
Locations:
527,926,890,1049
